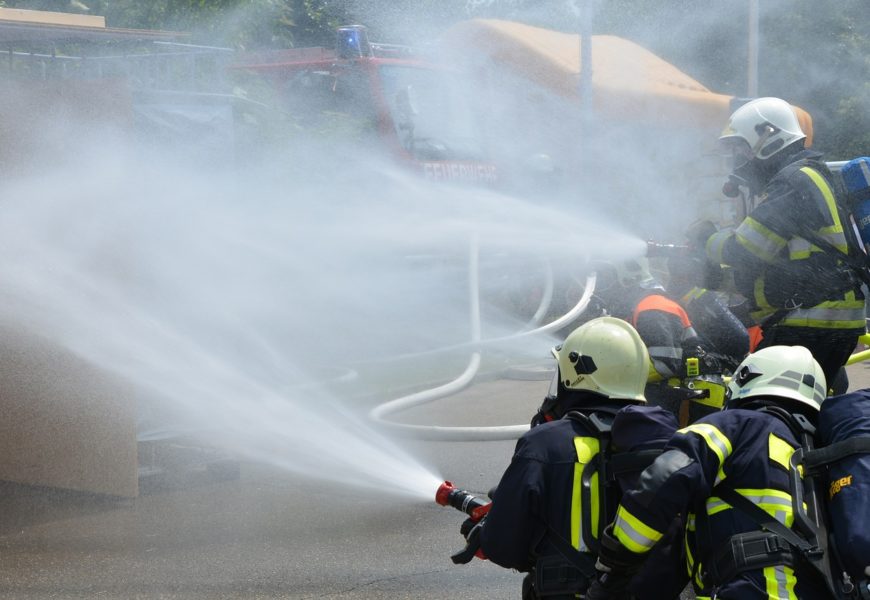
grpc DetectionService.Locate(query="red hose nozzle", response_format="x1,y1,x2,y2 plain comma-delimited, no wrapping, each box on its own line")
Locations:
435,480,491,521
435,481,456,507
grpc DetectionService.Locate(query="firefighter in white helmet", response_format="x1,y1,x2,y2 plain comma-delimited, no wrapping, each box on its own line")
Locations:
588,345,832,599
691,97,865,393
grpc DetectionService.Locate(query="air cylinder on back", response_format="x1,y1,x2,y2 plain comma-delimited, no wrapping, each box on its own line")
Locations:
842,157,870,253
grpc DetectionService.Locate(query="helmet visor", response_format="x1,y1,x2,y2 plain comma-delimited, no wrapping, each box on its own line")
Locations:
720,137,753,171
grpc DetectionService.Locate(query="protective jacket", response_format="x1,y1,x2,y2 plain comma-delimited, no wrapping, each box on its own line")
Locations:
481,409,618,574
610,408,825,599
631,291,699,383
480,404,678,598
705,149,865,334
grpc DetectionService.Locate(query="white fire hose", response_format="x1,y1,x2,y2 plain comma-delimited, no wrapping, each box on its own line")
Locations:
368,234,596,441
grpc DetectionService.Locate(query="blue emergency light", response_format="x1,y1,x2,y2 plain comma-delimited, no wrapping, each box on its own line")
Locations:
336,25,372,59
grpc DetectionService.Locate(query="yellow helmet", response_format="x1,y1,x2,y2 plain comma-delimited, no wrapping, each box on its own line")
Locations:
552,316,648,402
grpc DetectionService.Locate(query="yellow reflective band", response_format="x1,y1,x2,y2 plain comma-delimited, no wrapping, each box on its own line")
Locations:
677,423,732,484
613,505,663,554
706,230,732,264
685,533,695,577
753,275,774,311
736,217,787,263
571,460,582,550
765,564,798,600
571,436,600,551
768,433,795,471
780,300,866,329
647,358,663,382
801,167,847,247
682,287,706,303
706,488,795,526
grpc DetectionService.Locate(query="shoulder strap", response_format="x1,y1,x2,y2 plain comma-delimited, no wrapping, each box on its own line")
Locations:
758,406,816,438
608,449,661,478
803,437,870,473
713,485,816,554
564,409,616,555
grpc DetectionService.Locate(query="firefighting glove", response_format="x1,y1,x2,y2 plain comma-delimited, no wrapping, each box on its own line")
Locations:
452,517,485,564
459,517,478,539
585,524,643,599
585,572,634,600
685,219,717,253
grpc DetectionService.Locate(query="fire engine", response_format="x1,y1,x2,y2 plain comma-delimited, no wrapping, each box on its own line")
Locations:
230,25,499,186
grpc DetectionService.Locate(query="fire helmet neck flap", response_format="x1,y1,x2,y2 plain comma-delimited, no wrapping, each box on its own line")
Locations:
551,316,648,402
726,345,826,412
719,97,807,168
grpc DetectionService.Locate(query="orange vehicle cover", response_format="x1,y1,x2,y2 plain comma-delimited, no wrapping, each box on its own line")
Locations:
442,18,813,142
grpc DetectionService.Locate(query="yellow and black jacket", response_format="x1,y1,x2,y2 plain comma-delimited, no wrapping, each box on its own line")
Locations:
611,408,823,599
480,404,683,598
706,150,865,333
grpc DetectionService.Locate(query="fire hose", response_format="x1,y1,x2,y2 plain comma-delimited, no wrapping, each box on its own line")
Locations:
367,233,596,441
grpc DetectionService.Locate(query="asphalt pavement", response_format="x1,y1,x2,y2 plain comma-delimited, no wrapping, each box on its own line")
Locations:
3,363,870,599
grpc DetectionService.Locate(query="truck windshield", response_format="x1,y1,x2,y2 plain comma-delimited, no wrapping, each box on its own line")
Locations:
379,65,485,161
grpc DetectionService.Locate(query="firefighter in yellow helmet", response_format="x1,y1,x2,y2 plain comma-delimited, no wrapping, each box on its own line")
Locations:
471,317,683,599
694,97,866,391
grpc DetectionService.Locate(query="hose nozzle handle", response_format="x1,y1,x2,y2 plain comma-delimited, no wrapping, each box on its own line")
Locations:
435,481,491,520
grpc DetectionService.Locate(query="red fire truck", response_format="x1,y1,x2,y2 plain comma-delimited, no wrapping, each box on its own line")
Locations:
230,25,498,186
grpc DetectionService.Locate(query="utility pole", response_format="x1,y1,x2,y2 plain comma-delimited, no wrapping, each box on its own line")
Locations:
747,0,759,97
579,0,593,114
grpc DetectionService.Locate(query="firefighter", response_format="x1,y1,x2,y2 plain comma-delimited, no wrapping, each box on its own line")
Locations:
593,257,714,422
586,345,832,600
696,96,866,390
666,254,751,421
472,317,680,599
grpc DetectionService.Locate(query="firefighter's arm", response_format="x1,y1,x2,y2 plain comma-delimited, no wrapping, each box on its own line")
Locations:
712,184,806,269
477,454,543,571
606,420,728,556
588,446,705,599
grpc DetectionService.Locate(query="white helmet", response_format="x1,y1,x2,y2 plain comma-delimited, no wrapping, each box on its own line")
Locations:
552,316,648,402
726,345,826,411
719,97,806,166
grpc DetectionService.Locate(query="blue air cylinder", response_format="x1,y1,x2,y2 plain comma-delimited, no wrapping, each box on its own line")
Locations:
842,157,870,253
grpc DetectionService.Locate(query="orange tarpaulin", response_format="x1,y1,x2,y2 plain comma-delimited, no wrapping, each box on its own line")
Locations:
442,19,813,143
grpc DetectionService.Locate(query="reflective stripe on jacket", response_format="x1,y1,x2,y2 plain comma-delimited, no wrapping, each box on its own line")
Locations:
613,409,809,598
706,152,865,331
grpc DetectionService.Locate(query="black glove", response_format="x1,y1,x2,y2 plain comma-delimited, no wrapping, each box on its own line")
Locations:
459,517,478,539
451,518,485,564
685,219,718,253
585,524,645,598
585,571,634,600
597,524,645,572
